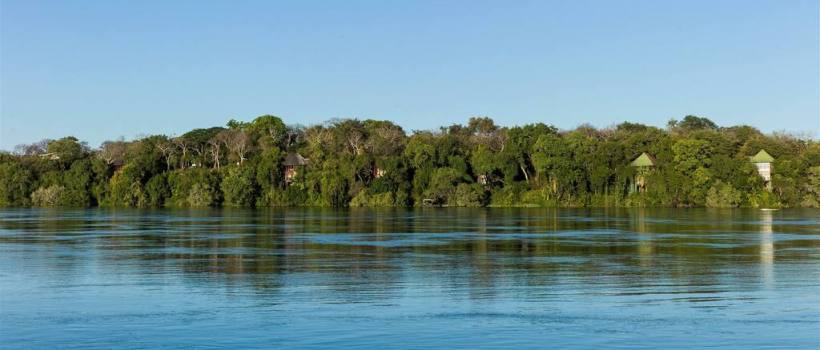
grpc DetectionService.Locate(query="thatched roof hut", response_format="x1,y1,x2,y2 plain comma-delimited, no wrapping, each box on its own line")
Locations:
283,153,309,184
283,153,309,167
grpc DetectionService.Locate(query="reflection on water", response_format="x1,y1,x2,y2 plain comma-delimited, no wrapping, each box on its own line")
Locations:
632,208,654,266
1,208,819,349
760,210,774,288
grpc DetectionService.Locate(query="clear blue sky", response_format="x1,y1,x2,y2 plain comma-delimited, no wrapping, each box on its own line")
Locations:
1,0,818,150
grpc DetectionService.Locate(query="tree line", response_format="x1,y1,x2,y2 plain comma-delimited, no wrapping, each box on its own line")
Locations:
1,115,818,208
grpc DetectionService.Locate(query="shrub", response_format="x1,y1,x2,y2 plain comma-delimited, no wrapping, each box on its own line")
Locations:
107,167,146,207
31,185,65,207
749,190,780,209
222,166,258,207
350,190,395,207
801,166,820,207
451,183,486,207
187,183,216,207
167,168,221,207
145,174,170,207
706,180,742,208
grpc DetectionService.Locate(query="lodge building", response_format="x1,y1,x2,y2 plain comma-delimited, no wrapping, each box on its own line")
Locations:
629,152,656,193
283,153,309,184
750,149,774,190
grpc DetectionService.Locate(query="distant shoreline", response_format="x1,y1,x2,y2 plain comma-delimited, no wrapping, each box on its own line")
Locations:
1,115,818,209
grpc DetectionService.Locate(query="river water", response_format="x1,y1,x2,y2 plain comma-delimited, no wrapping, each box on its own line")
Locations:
1,208,818,349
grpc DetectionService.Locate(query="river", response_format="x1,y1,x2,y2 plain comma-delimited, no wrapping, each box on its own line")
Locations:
1,208,818,349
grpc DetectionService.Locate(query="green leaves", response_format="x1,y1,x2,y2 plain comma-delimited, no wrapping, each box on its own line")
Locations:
222,166,258,207
1,115,817,208
0,162,33,206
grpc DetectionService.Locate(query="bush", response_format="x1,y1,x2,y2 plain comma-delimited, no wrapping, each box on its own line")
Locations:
350,190,395,207
749,190,780,209
107,167,147,207
451,183,485,207
801,166,820,207
31,185,65,207
145,174,170,207
706,180,742,208
490,184,525,206
187,183,216,207
59,189,91,207
423,167,464,204
60,159,93,206
222,166,258,207
321,174,349,207
521,187,559,207
167,168,221,207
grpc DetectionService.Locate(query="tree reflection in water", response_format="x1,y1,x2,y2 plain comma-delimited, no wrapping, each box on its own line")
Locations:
2,208,819,349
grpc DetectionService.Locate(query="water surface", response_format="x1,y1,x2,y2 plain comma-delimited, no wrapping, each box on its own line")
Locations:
1,208,819,349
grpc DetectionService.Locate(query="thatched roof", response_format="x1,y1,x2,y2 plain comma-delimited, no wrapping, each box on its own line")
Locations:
630,152,656,167
749,149,774,163
283,153,309,166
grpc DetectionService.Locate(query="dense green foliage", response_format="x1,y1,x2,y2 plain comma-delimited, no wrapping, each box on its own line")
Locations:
2,115,818,208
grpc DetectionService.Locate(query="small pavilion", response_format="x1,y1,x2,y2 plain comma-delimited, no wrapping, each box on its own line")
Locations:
630,152,656,193
283,153,309,184
749,149,774,190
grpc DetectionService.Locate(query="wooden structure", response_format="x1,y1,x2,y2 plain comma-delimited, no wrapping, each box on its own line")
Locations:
38,153,61,160
421,198,441,207
372,165,387,179
283,153,309,184
629,152,656,193
750,149,774,190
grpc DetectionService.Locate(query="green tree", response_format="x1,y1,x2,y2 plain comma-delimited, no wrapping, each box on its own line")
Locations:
470,144,496,182
46,136,88,169
668,115,718,132
672,139,714,205
60,159,93,206
0,162,33,206
0,115,817,209
248,115,287,150
222,165,258,207
801,166,820,207
167,168,221,207
145,174,170,207
107,165,147,207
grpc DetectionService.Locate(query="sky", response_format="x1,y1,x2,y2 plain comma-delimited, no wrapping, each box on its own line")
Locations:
1,0,818,150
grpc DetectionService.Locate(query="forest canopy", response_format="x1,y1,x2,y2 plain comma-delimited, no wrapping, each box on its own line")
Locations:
2,115,818,208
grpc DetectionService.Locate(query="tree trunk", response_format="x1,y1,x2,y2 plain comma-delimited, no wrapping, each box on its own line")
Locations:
520,165,529,182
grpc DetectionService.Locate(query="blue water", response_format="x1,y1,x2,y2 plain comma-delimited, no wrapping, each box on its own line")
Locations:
1,208,819,349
